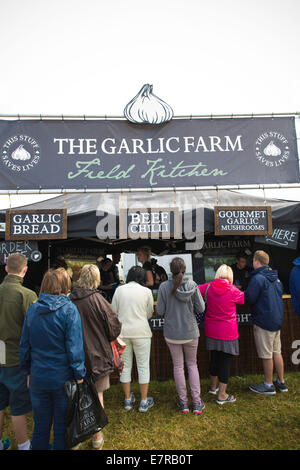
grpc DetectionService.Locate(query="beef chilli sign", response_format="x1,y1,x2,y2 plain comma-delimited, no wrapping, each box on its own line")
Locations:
5,209,67,240
119,207,181,239
214,206,272,236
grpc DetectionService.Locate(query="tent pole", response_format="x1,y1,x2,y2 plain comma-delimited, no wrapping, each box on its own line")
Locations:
0,112,299,120
1,183,300,195
48,241,51,270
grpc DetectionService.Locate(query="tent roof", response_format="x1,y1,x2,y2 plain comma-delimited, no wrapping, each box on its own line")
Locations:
1,190,300,241
2,189,299,213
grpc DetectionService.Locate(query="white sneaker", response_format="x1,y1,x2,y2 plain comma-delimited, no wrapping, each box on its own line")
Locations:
139,397,154,413
124,392,135,411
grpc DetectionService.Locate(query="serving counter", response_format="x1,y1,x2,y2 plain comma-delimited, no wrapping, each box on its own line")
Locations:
128,296,300,382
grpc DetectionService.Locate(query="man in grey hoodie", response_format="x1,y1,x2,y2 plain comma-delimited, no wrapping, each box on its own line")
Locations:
156,257,205,415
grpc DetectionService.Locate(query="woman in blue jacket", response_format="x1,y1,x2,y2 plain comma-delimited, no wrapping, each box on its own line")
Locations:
20,268,86,450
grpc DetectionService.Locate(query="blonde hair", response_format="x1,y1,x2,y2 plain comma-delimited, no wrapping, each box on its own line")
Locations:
137,246,151,262
215,264,233,285
254,250,269,266
76,264,101,290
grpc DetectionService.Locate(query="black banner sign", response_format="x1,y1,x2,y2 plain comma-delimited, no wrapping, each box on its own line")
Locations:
5,209,67,240
149,316,165,330
149,313,252,330
0,240,40,264
0,117,298,190
214,206,272,236
255,224,299,250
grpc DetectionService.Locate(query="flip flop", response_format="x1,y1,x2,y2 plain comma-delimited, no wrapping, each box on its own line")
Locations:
208,387,219,395
216,394,236,405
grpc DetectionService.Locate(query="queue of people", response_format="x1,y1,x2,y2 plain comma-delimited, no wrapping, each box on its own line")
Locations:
0,248,296,451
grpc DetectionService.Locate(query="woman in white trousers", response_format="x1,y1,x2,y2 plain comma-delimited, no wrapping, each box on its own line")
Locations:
112,266,154,413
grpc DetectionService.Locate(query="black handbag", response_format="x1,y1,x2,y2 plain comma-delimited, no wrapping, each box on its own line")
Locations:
195,283,211,326
64,375,108,449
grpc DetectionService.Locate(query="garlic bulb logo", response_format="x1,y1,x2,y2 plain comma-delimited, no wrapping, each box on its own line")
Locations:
2,135,40,173
263,141,281,157
11,144,31,161
255,131,289,169
124,84,174,124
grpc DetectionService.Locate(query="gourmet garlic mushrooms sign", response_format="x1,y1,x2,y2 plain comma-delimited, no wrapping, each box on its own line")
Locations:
0,92,298,191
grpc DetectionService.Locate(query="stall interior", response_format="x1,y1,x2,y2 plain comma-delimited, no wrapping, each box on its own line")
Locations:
1,232,297,295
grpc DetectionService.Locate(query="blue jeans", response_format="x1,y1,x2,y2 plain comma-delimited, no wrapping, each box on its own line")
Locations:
30,387,69,450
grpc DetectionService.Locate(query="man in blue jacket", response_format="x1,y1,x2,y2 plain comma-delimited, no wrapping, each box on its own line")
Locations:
289,257,300,318
245,250,287,395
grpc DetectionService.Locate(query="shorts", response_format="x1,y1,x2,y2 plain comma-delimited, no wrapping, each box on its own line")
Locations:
94,375,110,393
253,324,282,359
0,365,32,416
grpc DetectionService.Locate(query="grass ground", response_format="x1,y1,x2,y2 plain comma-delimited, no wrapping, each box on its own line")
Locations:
2,372,300,450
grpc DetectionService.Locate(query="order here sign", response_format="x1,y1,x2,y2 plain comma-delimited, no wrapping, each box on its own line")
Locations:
5,209,67,240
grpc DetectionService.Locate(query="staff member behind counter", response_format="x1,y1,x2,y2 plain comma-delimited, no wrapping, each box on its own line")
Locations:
109,253,121,285
137,246,156,289
136,246,168,290
96,258,115,302
231,252,252,291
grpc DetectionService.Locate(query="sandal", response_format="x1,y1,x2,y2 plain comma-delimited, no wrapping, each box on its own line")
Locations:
216,394,236,405
208,387,219,395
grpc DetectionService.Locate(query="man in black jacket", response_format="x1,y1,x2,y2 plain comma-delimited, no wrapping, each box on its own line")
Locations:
245,250,287,395
231,252,252,291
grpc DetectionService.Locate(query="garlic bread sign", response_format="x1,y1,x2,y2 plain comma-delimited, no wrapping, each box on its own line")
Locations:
5,209,67,240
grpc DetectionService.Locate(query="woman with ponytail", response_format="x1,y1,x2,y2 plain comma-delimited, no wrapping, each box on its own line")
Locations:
156,258,205,415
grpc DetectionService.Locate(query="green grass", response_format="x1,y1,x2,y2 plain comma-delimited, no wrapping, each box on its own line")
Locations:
2,372,300,450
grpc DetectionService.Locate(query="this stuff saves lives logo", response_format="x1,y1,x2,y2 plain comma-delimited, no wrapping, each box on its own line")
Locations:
255,131,290,168
1,135,40,172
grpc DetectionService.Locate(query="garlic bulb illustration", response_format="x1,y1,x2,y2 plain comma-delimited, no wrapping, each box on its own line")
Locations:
124,84,174,124
11,144,31,161
263,141,281,157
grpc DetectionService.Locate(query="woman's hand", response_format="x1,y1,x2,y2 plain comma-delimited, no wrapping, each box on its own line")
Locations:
77,379,84,384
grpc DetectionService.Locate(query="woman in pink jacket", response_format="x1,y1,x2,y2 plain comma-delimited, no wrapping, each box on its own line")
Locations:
198,264,244,405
